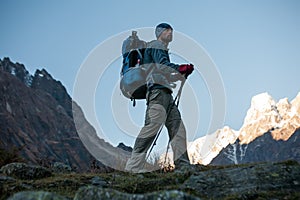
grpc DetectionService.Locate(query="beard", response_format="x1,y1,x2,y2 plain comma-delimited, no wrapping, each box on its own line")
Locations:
163,35,173,43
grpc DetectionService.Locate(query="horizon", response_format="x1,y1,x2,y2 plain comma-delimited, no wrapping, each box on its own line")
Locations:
1,0,299,150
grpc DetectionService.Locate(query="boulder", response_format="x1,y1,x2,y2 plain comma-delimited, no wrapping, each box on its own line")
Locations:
90,176,108,187
0,175,15,183
51,162,73,174
74,186,200,200
182,161,300,199
7,191,67,200
1,163,52,180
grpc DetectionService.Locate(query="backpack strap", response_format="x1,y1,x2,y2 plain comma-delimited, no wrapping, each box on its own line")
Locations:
131,97,136,107
136,49,143,62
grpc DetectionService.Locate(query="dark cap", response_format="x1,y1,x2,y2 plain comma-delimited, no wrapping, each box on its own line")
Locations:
155,23,173,38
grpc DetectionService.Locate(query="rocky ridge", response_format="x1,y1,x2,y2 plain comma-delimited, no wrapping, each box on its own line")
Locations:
0,57,129,172
186,92,300,166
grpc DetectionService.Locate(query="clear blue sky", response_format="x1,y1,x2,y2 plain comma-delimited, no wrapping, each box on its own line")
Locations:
1,0,299,149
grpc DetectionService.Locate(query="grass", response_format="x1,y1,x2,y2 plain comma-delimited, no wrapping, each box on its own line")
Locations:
1,160,299,200
1,170,191,200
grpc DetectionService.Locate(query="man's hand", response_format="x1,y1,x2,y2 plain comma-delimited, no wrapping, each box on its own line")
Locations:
179,64,194,77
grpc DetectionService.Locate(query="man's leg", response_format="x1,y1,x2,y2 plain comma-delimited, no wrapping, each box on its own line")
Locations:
125,103,166,173
165,105,190,166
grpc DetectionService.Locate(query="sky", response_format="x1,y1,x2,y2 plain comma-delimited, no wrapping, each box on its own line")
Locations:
1,0,300,151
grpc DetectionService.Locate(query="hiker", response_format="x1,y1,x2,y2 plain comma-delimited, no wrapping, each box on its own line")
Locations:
125,23,194,173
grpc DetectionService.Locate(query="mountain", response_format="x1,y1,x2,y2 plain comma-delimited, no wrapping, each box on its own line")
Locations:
211,129,300,165
2,57,299,172
0,57,129,172
188,92,300,165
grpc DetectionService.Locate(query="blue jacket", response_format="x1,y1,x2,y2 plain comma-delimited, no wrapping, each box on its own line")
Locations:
143,40,180,92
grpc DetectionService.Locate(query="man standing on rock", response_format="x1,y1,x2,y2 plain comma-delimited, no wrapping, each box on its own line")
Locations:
125,23,194,173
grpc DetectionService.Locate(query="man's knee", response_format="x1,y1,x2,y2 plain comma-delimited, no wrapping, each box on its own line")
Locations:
145,104,167,125
133,136,156,153
166,119,186,137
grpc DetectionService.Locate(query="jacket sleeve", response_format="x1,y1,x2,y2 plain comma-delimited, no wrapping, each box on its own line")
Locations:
151,48,180,73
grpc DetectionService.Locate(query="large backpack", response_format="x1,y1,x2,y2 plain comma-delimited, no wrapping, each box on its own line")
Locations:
120,31,147,106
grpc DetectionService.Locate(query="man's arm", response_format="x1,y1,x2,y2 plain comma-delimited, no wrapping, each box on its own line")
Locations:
151,48,179,73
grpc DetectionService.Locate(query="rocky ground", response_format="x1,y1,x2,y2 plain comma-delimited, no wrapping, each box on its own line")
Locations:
1,161,299,200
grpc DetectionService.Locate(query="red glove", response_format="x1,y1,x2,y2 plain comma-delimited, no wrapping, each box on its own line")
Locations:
179,64,194,76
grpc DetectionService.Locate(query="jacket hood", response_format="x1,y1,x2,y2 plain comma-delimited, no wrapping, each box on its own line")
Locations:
147,40,168,51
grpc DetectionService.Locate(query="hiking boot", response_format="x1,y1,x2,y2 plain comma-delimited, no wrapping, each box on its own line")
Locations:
174,162,196,174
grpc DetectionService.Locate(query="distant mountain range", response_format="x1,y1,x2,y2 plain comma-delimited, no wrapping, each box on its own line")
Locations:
188,92,300,165
0,57,129,172
1,57,299,171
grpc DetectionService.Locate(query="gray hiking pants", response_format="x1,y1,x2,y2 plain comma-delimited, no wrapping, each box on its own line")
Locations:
125,88,190,173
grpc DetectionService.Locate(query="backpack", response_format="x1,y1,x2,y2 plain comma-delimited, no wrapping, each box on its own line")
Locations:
120,31,147,106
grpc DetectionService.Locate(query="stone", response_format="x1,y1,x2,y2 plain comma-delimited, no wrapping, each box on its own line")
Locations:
0,175,16,195
1,163,52,180
7,191,68,200
90,176,108,187
182,161,300,199
51,162,73,174
0,175,15,183
74,186,200,200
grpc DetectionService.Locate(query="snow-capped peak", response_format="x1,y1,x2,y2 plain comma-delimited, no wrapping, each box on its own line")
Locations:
161,92,300,166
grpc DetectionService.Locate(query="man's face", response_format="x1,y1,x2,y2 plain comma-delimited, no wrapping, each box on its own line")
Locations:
160,28,173,43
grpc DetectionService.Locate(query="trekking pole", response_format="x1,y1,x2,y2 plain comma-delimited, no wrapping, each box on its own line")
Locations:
174,76,186,106
144,124,162,157
144,76,187,169
163,76,187,166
